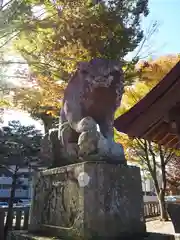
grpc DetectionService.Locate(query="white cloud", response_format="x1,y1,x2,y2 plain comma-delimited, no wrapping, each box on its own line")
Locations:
3,109,44,133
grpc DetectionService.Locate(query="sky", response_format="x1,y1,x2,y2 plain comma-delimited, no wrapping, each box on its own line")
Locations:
127,0,180,60
3,109,43,131
3,0,180,132
142,0,180,56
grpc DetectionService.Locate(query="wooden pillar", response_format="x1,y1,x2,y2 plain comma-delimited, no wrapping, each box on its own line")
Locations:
168,104,180,138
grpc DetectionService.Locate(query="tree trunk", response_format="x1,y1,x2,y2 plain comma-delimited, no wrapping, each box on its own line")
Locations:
4,165,18,239
158,145,168,221
158,188,169,221
152,174,168,221
41,116,57,134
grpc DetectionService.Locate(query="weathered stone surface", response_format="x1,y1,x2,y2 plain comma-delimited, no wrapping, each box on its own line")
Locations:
7,231,180,240
29,162,146,239
167,203,180,233
0,210,4,239
7,230,57,240
58,58,125,163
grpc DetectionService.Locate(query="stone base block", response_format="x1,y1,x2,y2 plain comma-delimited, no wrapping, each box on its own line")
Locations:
7,231,55,240
167,203,180,233
29,162,146,239
7,231,180,240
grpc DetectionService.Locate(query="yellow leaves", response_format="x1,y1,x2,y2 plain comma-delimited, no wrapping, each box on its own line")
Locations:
114,128,138,162
37,75,66,101
46,110,57,117
115,81,150,118
137,54,180,88
13,74,66,120
114,54,180,164
116,54,180,119
56,41,91,75
0,99,11,108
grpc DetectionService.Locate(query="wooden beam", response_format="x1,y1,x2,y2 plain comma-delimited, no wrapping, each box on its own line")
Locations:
171,141,180,149
153,130,169,142
165,138,180,149
144,122,169,141
158,133,177,145
114,61,180,134
127,77,180,137
143,119,162,139
164,136,178,148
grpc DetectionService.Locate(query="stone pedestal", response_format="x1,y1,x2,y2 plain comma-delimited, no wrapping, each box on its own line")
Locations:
28,162,146,239
167,203,180,233
7,231,180,240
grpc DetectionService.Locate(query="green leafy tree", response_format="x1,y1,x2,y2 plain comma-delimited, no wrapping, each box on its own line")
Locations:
0,120,42,165
0,120,42,237
13,74,65,133
1,0,149,83
0,50,17,124
0,0,153,131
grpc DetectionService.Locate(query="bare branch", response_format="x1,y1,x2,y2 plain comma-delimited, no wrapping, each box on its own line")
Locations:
148,141,157,172
135,138,146,151
0,164,16,173
165,152,174,165
0,0,14,11
0,31,20,49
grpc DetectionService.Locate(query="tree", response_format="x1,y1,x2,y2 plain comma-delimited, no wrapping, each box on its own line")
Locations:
128,138,174,221
13,74,66,133
137,54,180,88
0,120,42,237
115,56,180,220
166,156,180,195
1,0,149,82
0,120,42,165
116,105,175,221
0,0,158,130
0,50,15,122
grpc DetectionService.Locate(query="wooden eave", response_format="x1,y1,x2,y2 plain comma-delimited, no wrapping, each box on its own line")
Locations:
114,61,180,149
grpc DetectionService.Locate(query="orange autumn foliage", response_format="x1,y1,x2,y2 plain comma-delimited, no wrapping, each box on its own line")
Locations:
115,54,180,159
13,75,67,120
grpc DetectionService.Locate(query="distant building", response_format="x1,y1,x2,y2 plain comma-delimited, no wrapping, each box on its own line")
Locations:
128,162,162,196
0,165,33,201
141,176,155,195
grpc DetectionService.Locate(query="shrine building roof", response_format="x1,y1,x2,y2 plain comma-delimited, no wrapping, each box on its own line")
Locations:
114,61,180,149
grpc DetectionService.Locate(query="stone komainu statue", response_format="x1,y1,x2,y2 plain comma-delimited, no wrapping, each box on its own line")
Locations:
57,58,126,164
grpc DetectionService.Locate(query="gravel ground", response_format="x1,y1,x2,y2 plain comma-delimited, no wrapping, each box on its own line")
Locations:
146,220,175,235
